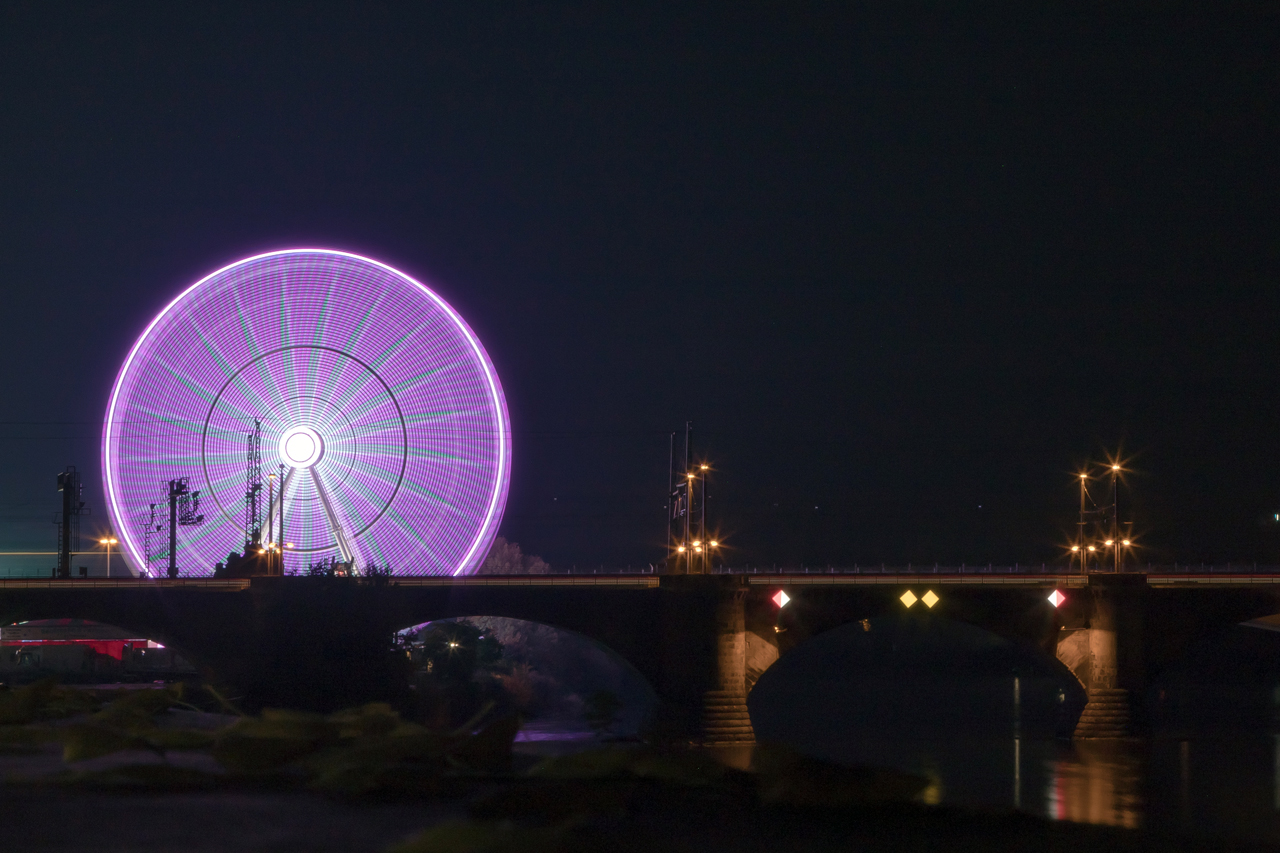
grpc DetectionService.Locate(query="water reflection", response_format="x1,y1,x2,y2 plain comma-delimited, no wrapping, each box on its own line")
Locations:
1046,739,1142,829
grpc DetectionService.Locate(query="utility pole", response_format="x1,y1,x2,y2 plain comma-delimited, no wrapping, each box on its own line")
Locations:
277,462,286,575
54,467,86,578
143,503,158,577
683,422,692,573
666,432,674,564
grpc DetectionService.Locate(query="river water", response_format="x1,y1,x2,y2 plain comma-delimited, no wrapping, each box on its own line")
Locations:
790,730,1280,841
515,718,1280,842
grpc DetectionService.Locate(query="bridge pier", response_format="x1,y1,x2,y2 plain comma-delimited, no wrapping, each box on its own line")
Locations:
1059,574,1146,738
651,576,756,744
700,583,755,743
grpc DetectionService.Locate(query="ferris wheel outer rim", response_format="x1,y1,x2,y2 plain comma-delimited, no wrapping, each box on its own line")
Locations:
101,247,511,578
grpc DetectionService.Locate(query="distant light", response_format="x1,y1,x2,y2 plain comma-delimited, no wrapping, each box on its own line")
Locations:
700,464,708,470
1080,473,1087,480
900,590,918,608
1104,539,1113,546
677,546,686,553
710,540,719,547
772,590,790,608
1122,539,1131,547
687,473,695,479
692,540,701,547
285,542,294,549
1087,546,1096,552
1112,464,1120,471
922,590,939,608
1048,590,1066,608
694,546,703,552
1070,545,1080,552
448,641,458,648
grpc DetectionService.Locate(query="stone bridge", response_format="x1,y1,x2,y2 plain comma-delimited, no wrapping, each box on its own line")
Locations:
2,573,1277,741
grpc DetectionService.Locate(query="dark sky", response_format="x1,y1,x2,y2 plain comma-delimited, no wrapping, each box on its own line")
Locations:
2,4,1279,570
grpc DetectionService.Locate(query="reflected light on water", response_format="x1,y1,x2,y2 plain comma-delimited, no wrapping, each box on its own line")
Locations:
1045,741,1143,829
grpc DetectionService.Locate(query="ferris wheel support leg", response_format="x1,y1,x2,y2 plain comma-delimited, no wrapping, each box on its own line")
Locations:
310,467,357,568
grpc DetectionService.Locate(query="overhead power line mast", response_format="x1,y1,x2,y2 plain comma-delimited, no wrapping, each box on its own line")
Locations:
244,419,263,552
166,477,204,578
54,467,87,578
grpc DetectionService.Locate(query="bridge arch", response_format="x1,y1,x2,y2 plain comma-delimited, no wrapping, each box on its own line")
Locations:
748,612,1087,746
397,615,658,734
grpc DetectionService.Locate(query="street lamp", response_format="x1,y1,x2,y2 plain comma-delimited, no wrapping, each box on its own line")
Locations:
98,536,118,578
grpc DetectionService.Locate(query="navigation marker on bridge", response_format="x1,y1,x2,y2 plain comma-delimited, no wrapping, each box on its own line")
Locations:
921,590,939,608
1048,590,1066,608
772,590,790,608
900,590,918,608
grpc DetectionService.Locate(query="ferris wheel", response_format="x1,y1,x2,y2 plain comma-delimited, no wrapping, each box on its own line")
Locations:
102,249,511,577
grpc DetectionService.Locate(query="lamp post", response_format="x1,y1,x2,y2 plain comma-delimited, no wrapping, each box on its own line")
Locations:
1110,463,1121,572
1077,473,1088,573
99,536,118,578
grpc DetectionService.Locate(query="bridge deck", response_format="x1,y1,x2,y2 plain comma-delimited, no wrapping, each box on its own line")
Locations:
3,573,1280,591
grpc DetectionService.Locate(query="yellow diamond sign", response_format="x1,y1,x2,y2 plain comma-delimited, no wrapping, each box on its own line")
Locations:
922,590,939,608
900,590,917,608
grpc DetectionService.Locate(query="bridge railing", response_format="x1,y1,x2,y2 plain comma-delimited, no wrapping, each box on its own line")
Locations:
479,563,1280,576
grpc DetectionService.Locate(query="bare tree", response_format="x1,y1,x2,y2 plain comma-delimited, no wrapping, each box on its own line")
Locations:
477,537,550,574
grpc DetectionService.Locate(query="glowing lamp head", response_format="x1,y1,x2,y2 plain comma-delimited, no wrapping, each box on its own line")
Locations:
772,590,790,608
1087,546,1097,552
1048,590,1066,608
1122,539,1131,547
1104,539,1113,546
677,546,686,553
1070,545,1080,552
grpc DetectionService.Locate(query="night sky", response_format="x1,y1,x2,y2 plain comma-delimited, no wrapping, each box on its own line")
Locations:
2,5,1279,571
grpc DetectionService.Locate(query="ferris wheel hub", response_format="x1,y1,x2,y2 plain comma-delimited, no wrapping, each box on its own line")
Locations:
280,426,324,469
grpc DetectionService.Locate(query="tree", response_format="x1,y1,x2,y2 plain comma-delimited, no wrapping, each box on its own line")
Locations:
413,621,504,685
477,537,550,574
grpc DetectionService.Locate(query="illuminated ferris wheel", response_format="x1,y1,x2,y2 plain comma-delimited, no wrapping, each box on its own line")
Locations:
102,249,511,577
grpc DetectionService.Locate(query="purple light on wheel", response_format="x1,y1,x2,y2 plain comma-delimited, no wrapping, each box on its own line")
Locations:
102,249,511,577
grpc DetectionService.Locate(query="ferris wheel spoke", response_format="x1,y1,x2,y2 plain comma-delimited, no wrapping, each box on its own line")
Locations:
310,467,357,566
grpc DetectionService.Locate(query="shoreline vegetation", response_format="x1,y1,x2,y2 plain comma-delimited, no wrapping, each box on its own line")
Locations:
0,680,1271,852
